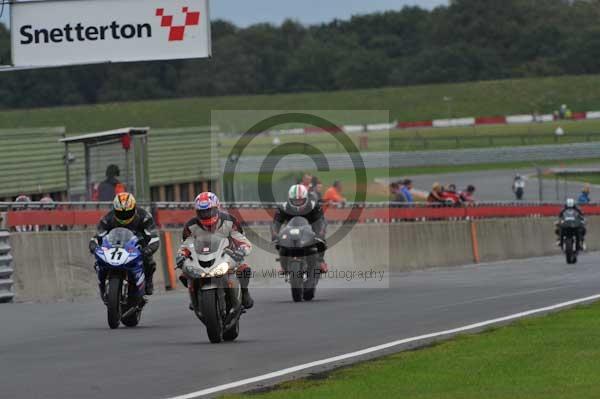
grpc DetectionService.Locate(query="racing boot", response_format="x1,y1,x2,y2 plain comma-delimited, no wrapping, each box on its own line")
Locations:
98,283,107,305
179,275,189,288
238,264,254,309
241,288,254,309
143,259,156,295
96,264,107,305
145,274,154,295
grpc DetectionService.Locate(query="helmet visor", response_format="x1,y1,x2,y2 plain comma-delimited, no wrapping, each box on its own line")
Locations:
196,208,219,226
115,208,136,224
197,207,219,221
290,197,307,207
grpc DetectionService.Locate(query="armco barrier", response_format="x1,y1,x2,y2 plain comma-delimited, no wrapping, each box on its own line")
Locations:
0,230,15,303
5,202,600,228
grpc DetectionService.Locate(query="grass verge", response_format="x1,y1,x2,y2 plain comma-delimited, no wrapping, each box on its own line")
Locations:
3,74,600,133
225,301,600,399
219,119,600,157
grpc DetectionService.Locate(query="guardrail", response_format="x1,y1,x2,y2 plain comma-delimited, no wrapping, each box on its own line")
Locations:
0,230,14,303
390,132,600,151
2,202,600,228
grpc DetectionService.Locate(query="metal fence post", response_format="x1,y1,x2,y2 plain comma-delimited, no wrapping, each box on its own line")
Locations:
0,229,14,303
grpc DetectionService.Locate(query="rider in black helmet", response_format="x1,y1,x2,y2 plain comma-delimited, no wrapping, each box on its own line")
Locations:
89,193,160,297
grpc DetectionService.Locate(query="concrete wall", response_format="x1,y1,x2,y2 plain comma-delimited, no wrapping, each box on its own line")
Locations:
9,217,598,302
476,216,600,262
10,231,166,302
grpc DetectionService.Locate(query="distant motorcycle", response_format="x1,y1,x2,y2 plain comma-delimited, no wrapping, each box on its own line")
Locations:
513,178,525,200
94,228,146,329
275,216,325,302
179,236,244,343
558,209,584,264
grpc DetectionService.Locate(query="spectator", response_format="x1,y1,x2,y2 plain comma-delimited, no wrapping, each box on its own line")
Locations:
323,180,346,207
460,185,476,203
427,182,445,203
559,104,567,119
400,179,414,204
313,178,324,204
40,193,54,204
441,184,461,205
390,182,405,203
38,194,56,231
15,194,31,203
578,184,591,205
98,164,125,201
301,173,313,191
14,194,33,232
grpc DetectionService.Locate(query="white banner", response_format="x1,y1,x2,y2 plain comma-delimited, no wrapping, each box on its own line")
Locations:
11,0,211,67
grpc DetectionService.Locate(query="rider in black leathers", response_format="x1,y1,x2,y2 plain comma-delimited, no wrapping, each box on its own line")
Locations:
555,198,586,250
89,193,160,296
271,184,328,273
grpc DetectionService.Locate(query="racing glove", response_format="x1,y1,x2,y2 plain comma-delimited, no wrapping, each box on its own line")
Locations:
227,248,247,263
88,240,99,254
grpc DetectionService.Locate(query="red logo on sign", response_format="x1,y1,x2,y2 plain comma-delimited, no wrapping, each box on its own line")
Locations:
155,7,201,41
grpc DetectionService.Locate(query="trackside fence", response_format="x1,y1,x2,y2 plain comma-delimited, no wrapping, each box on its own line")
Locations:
2,202,600,229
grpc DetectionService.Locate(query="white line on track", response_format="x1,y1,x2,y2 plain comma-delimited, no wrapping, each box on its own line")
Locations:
165,293,600,399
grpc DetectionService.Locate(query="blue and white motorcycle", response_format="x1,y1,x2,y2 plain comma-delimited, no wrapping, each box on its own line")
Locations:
94,228,146,329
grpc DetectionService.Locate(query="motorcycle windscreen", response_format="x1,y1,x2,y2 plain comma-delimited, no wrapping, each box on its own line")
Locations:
563,209,578,221
196,235,229,260
287,216,310,227
106,228,135,248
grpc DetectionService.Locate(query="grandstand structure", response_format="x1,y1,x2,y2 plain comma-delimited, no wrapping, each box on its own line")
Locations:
0,126,219,202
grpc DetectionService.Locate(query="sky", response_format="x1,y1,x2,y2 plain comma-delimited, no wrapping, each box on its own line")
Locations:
0,0,448,29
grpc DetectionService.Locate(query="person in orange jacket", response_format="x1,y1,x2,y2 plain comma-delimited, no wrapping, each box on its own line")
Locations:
322,180,346,208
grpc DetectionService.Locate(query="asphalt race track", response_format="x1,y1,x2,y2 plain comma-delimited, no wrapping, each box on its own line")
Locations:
2,254,600,399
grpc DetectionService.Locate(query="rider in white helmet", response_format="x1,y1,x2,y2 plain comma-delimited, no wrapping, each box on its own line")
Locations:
555,198,586,250
271,184,328,273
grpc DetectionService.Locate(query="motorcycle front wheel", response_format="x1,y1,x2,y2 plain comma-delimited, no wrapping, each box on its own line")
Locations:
199,290,223,343
107,275,123,329
565,236,577,264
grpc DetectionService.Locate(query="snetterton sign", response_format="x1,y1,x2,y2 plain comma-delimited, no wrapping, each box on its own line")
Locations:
10,0,211,67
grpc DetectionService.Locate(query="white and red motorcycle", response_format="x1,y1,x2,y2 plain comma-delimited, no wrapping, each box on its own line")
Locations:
178,236,244,343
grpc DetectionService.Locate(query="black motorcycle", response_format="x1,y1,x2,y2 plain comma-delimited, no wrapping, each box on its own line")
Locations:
559,209,584,264
275,216,325,302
